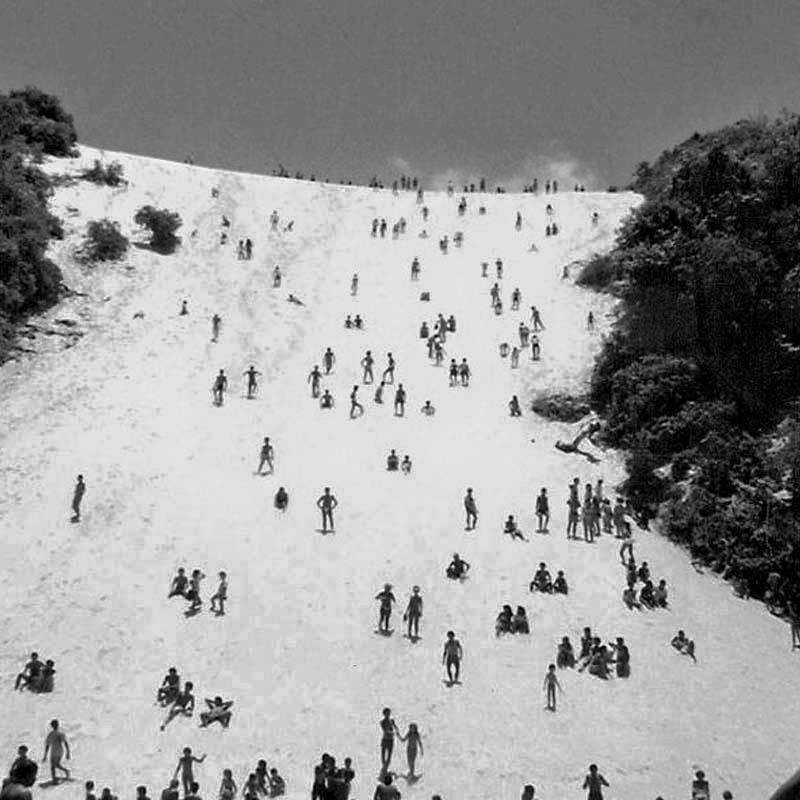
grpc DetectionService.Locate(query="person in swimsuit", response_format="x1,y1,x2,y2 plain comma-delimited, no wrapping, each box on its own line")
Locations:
379,708,398,772
317,488,338,532
375,584,396,633
42,720,70,784
173,748,205,797
243,366,261,399
161,683,195,730
442,631,463,683
403,587,423,639
397,723,423,778
543,664,563,711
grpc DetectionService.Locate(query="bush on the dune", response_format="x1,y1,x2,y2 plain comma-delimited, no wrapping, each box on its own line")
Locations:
530,393,591,423
82,219,129,262
589,113,800,609
0,86,78,157
134,205,181,254
81,160,125,187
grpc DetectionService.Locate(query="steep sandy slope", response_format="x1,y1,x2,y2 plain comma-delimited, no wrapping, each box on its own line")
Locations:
1,148,797,800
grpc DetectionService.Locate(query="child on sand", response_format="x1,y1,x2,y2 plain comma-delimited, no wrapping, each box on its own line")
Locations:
543,664,563,711
397,723,424,778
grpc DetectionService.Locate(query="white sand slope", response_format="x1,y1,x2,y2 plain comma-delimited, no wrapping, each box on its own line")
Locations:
1,147,798,800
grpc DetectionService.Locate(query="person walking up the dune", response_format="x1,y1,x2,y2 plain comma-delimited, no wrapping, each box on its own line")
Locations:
375,584,396,634
42,719,70,784
209,571,227,616
394,384,406,417
543,664,563,711
536,488,550,532
442,631,463,685
257,437,274,475
212,370,228,406
464,487,478,530
361,351,375,384
323,347,335,375
243,365,261,399
459,359,471,387
71,475,85,523
403,586,423,640
272,265,281,287
350,386,364,418
379,708,399,774
317,487,338,533
383,353,396,384
530,306,545,331
351,273,359,296
308,366,322,398
211,314,221,342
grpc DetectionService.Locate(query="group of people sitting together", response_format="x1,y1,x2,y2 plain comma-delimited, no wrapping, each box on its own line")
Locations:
311,752,356,800
529,563,568,594
13,652,55,694
621,558,669,611
156,668,234,730
671,630,697,662
556,627,631,679
386,450,412,474
495,605,530,636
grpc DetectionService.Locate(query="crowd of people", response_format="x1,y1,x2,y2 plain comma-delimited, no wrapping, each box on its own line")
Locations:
20,173,745,800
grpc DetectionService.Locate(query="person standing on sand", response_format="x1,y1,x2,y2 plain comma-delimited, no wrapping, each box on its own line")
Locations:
71,475,85,522
583,765,609,800
42,720,70,784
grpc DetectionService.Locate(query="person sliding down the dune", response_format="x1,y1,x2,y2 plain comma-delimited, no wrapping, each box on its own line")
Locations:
287,294,304,306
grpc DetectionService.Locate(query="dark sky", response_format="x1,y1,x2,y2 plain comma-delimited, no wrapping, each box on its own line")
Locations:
2,0,799,188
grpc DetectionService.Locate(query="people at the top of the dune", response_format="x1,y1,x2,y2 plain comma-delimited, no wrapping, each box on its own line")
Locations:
446,553,470,579
653,579,668,607
592,211,599,225
637,561,650,583
545,203,554,217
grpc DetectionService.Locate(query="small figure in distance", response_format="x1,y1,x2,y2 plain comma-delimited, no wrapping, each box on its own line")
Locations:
446,553,470,580
274,486,289,511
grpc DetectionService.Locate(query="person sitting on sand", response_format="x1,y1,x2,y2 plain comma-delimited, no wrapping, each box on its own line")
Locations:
199,697,233,729
446,553,470,580
530,563,553,593
512,606,530,634
495,605,514,636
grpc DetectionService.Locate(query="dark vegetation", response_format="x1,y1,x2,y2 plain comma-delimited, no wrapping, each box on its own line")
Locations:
80,159,125,187
580,114,800,609
81,219,129,263
134,205,181,254
0,87,77,359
